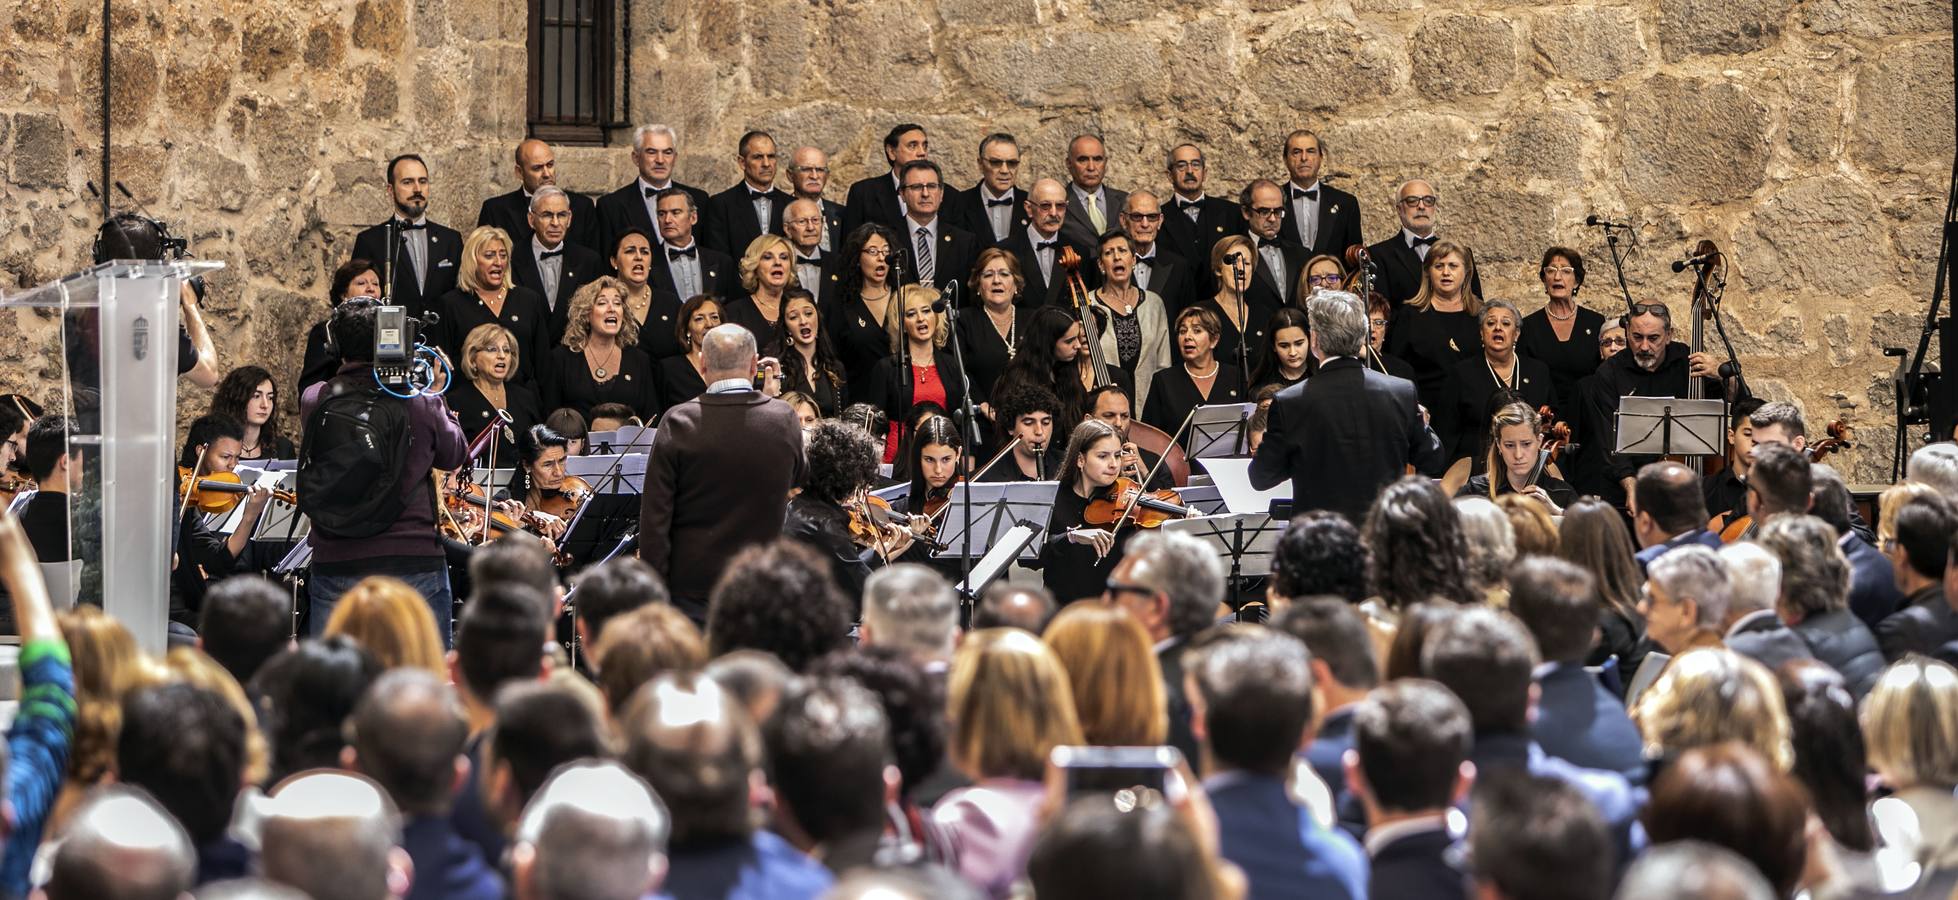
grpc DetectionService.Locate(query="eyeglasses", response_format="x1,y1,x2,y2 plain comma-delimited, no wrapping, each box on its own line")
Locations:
1369,318,1390,329
1599,335,1628,348
1399,195,1439,208
1245,206,1285,219
784,216,823,228
1104,577,1155,597
982,157,1021,169
1544,266,1576,276
903,182,943,193
1125,211,1163,222
1629,303,1670,317
1307,273,1343,287
861,247,890,258
1169,159,1205,171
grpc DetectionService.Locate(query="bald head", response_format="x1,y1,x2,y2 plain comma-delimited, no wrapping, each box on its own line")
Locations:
44,787,195,900
700,324,758,381
514,139,557,194
260,771,409,900
788,146,829,201
348,668,470,816
620,673,762,847
1633,460,1712,540
514,762,671,900
972,584,1056,634
1027,178,1067,237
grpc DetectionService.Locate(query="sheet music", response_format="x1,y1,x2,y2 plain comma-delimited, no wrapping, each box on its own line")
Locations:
1196,457,1291,515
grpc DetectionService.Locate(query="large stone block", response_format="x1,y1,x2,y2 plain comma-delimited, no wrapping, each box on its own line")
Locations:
1324,113,1480,174
748,0,814,96
1496,108,1588,183
1411,14,1517,99
361,67,400,119
304,20,347,69
250,101,324,191
1656,0,1797,60
11,114,69,189
1620,75,1769,205
1851,39,1956,174
242,20,299,79
1447,177,1559,269
352,0,408,54
1735,177,1891,299
1530,6,1647,83
1804,0,1949,37
1246,20,1405,113
173,150,251,214
826,0,944,104
952,31,1165,107
944,0,1039,26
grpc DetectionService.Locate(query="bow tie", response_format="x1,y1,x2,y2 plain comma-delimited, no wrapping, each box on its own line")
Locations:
643,184,672,197
985,197,1015,208
667,246,697,260
1174,199,1201,210
1410,235,1438,248
395,220,427,231
1135,255,1155,267
798,255,823,267
1290,186,1318,201
539,248,564,260
749,188,772,201
1036,240,1058,251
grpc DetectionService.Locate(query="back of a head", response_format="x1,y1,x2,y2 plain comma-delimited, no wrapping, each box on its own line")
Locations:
192,877,311,899
1043,602,1169,747
572,556,671,648
826,865,984,900
1027,797,1219,900
45,786,195,900
1648,545,1732,628
1777,660,1873,854
1635,461,1710,536
249,636,381,785
971,583,1056,633
323,577,446,675
1807,466,1854,536
1365,476,1476,607
1861,657,1958,790
1353,679,1472,814
1469,771,1612,900
1420,607,1539,736
593,602,707,714
117,682,246,847
762,676,892,844
703,650,794,726
700,323,757,377
1270,512,1368,603
1614,841,1776,900
1454,497,1517,591
946,629,1084,782
456,581,550,703
469,537,560,612
487,682,612,813
1506,557,1600,665
1754,515,1850,619
1717,542,1782,618
259,771,404,900
1270,597,1379,691
1749,443,1812,518
1187,627,1315,776
1891,492,1955,581
1125,530,1226,640
199,576,293,685
516,761,671,900
327,298,380,365
1906,441,1958,501
1642,743,1810,898
349,668,470,817
619,672,761,848
1634,649,1792,772
862,563,960,662
706,539,850,672
808,646,946,799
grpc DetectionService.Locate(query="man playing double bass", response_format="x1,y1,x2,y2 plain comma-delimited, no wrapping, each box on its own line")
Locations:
1568,303,1731,509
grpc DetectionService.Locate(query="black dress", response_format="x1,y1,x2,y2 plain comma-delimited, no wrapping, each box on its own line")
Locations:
723,294,783,347
428,286,553,388
299,320,338,398
782,495,877,610
957,306,1021,402
1518,306,1609,417
1455,472,1579,510
630,290,688,361
1385,305,1481,413
541,345,662,422
657,355,709,406
1440,353,1557,465
1141,362,1248,443
1040,482,1125,605
1192,297,1264,375
767,345,848,418
445,379,543,466
830,293,895,389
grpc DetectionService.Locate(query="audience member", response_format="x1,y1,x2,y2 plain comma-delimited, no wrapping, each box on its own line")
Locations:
1365,477,1479,614
1776,660,1879,898
163,646,271,788
1271,598,1379,838
56,604,162,823
1612,841,1775,900
249,636,381,785
1269,512,1369,605
764,677,898,874
568,556,671,657
1876,491,1958,660
197,575,293,686
447,582,552,866
259,771,414,900
1754,515,1885,699
1497,493,1560,557
1104,530,1226,766
1639,546,1730,655
1556,498,1650,676
1348,679,1472,900
970,583,1055,633
1629,461,1720,569
478,681,612,838
1860,657,1958,894
1632,649,1792,772
707,539,851,672
1044,602,1168,748
808,646,953,839
1716,542,1813,671
1641,743,1809,898
42,786,196,900
1811,466,1903,627
323,576,448,676
592,602,707,714
703,650,795,727
510,761,670,900
1027,798,1234,900
118,682,252,885
1466,772,1612,900
1507,557,1646,782
861,563,960,671
1453,497,1516,605
1906,441,1958,502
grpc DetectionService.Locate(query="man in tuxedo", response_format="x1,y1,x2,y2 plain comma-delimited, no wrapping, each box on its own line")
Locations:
476,139,599,254
507,186,602,342
1119,191,1193,315
1508,558,1647,782
783,198,835,307
893,160,978,295
1276,130,1363,260
1238,179,1309,316
787,146,845,253
1001,178,1082,307
945,132,1027,247
1348,680,1473,900
1158,143,1242,284
1249,291,1445,524
842,124,928,238
648,189,735,304
596,124,711,257
703,131,793,258
1364,179,1480,307
350,153,461,319
1060,135,1126,252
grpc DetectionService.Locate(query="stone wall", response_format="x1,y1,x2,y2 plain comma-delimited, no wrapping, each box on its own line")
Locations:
0,0,1952,482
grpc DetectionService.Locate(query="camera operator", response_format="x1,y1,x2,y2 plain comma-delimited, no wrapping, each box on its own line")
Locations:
92,214,220,389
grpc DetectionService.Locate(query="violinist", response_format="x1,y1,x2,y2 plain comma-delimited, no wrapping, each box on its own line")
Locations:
977,383,1065,482
513,424,577,543
898,414,965,576
0,395,39,510
1039,419,1126,604
1142,306,1247,440
784,420,915,601
174,414,275,626
1454,401,1576,514
1701,398,1768,526
203,366,296,461
865,285,969,463
1088,384,1173,492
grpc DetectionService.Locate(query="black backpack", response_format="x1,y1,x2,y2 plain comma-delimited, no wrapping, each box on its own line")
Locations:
298,378,415,539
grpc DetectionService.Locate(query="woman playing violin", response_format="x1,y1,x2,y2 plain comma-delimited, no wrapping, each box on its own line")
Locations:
513,424,577,542
784,420,917,602
1454,401,1576,514
897,414,967,575
1040,419,1129,605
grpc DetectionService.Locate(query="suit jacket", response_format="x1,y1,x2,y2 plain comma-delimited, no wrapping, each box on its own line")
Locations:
594,180,711,256
1160,194,1243,288
1159,637,1199,769
349,220,463,319
1303,707,1365,841
1061,185,1129,252
1792,608,1885,700
639,388,805,621
646,244,738,306
841,172,905,238
1877,585,1958,662
1633,528,1724,571
893,219,982,296
1249,357,1446,525
1205,772,1369,900
1240,236,1309,320
702,182,793,258
1723,610,1815,672
507,240,604,342
1277,182,1364,260
1364,232,1484,308
1368,826,1467,900
817,197,847,251
945,183,1028,247
1001,227,1089,308
1531,662,1647,784
1843,533,1907,628
475,187,600,255
1133,245,1197,317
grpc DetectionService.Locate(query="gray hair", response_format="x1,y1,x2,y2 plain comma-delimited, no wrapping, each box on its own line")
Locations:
700,324,756,377
46,786,196,900
1307,290,1368,358
528,185,569,214
862,563,960,661
1480,299,1522,328
1615,840,1775,900
517,761,671,900
1453,497,1515,592
1126,531,1224,640
1648,545,1731,627
1755,515,1850,618
1717,541,1782,618
1907,442,1958,502
260,772,404,900
634,124,678,150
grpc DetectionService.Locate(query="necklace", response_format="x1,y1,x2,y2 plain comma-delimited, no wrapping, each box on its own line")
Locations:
1186,360,1219,380
1546,301,1577,321
988,305,1017,357
1486,353,1517,390
587,344,621,380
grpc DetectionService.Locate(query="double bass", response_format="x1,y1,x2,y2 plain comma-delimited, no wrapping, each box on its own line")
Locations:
1681,239,1726,478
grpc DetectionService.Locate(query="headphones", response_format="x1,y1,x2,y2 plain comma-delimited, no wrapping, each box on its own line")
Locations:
91,213,188,265
323,296,382,354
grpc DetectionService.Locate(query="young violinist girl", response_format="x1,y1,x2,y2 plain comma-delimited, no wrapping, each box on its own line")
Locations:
1454,401,1576,514
784,420,917,602
899,414,964,574
1041,419,1127,605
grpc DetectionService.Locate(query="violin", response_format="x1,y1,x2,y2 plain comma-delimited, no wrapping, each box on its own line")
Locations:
1708,420,1855,542
177,467,297,516
440,477,529,541
533,474,592,521
1083,477,1192,530
846,491,946,557
0,472,35,508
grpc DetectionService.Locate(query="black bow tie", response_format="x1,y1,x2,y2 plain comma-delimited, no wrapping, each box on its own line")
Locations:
1290,186,1318,201
798,255,823,267
539,248,564,260
749,188,772,201
986,197,1015,207
395,220,427,231
667,246,697,260
1174,199,1201,210
1135,255,1155,267
1410,235,1438,248
1036,240,1058,251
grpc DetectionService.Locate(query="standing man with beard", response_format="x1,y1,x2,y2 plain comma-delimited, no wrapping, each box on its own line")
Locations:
1572,303,1729,508
477,139,600,254
1157,144,1242,289
352,154,462,320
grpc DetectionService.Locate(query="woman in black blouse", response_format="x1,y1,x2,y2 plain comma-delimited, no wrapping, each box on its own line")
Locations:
724,235,796,343
1194,234,1261,374
1142,305,1247,442
1363,291,1418,381
992,307,1114,431
765,287,848,417
612,228,685,361
1441,299,1554,469
300,259,380,397
445,323,543,467
865,286,969,463
1455,400,1577,514
1250,306,1312,394
1040,419,1127,605
957,248,1027,405
543,276,661,423
656,294,724,406
430,226,552,388
1385,239,1482,413
205,366,296,461
829,224,900,389
1516,246,1609,417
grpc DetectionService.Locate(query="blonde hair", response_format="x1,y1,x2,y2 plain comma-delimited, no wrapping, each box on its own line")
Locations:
1044,604,1168,747
1633,648,1793,771
165,646,272,786
1496,493,1559,556
60,605,164,785
947,628,1084,781
1407,240,1482,316
1877,482,1944,544
884,284,948,350
1484,401,1540,498
322,576,447,677
559,276,641,352
738,234,799,294
1862,657,1958,789
459,225,514,294
460,323,520,383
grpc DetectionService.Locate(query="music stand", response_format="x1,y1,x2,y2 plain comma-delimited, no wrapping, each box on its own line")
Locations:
567,454,647,494
584,426,655,455
1163,512,1285,609
956,524,1040,599
1188,403,1258,459
471,467,517,496
1614,397,1726,457
933,481,1056,563
560,461,645,567
1196,457,1292,514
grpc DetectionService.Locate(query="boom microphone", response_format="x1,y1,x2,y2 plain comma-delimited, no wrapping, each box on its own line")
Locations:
1585,214,1629,229
1671,254,1713,273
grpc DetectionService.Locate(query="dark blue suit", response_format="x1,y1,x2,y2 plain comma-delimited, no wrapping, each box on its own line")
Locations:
1304,706,1367,840
1206,771,1368,900
1468,734,1645,869
1368,826,1467,900
1531,662,1647,785
1633,528,1724,572
401,816,503,900
1842,533,1906,628
656,830,834,900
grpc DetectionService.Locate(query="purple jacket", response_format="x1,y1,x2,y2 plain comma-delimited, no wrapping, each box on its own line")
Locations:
301,364,469,566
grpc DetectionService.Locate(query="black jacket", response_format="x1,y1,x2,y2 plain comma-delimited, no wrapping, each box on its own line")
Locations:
782,495,877,609
943,183,1028,247
1368,827,1468,900
1249,357,1446,525
1792,608,1886,701
475,187,601,255
1276,181,1364,260
1133,245,1198,317
1877,585,1958,662
507,240,605,342
1000,227,1090,308
594,180,711,257
1724,611,1815,672
841,172,906,238
892,220,982,296
349,219,463,319
1158,194,1242,294
1364,231,1484,309
701,183,794,258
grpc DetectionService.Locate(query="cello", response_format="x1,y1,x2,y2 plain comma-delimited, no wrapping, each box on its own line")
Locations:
1058,247,1114,393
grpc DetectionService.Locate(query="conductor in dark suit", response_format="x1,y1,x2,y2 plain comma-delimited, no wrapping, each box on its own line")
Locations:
596,124,711,256
506,186,603,342
1275,130,1363,259
639,324,804,623
476,138,600,254
786,145,846,253
842,123,929,238
1000,178,1085,308
1120,191,1196,316
1349,680,1474,900
892,160,979,296
1060,134,1127,255
944,132,1028,247
351,154,461,319
702,130,793,258
1250,290,1446,524
1159,144,1243,292
1364,178,1482,308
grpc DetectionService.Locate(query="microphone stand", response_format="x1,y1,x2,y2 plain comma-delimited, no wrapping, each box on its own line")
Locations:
1231,258,1252,379
937,280,981,605
1593,221,1637,318
890,246,910,442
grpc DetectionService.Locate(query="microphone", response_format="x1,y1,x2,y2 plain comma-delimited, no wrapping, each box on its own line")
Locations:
1585,214,1628,229
1224,252,1246,266
1671,254,1714,273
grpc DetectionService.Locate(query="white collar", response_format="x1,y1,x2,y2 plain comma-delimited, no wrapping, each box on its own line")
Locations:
531,235,562,256
1290,179,1323,194
1402,227,1435,245
638,176,673,193
705,377,754,394
981,184,1014,202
